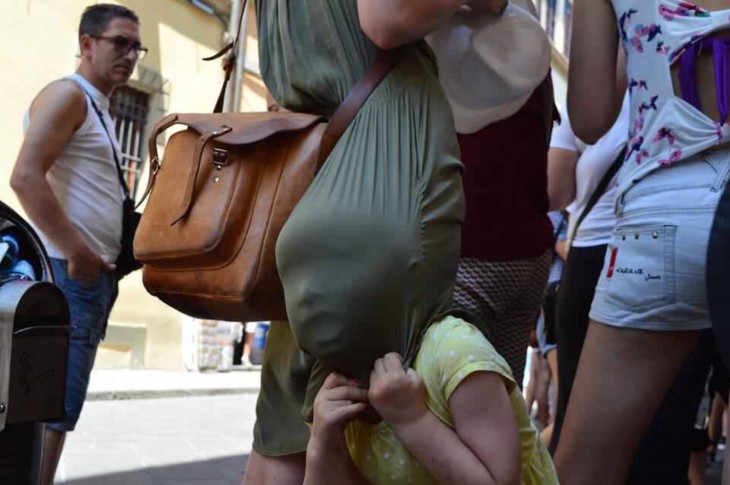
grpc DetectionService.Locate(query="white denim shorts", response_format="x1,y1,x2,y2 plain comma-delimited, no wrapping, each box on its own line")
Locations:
590,146,730,331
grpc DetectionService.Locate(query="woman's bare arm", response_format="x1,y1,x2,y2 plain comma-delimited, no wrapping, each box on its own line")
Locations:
357,0,506,49
568,0,623,143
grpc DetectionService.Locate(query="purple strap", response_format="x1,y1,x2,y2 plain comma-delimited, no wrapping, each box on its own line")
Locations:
678,35,730,125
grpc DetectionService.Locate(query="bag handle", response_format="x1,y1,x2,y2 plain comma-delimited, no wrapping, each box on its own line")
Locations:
204,0,250,114
141,1,400,222
568,145,626,245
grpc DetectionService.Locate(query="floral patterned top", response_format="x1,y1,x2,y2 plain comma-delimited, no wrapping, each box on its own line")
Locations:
612,0,730,195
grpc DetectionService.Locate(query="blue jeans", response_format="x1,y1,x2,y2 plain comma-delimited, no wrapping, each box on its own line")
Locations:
46,258,117,432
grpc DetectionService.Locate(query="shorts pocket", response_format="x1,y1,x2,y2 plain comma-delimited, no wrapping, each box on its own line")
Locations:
603,225,677,312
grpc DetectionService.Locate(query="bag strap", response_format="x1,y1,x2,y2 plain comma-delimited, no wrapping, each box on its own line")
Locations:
204,0,249,114
568,145,626,245
80,87,132,202
318,49,399,168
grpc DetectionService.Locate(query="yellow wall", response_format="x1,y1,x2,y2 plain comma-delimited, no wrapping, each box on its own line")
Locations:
0,0,266,369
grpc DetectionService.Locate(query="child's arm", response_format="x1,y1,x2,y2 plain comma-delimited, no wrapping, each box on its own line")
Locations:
304,373,372,485
369,353,521,485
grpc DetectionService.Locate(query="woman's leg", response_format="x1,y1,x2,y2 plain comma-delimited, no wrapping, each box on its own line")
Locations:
540,349,559,446
554,321,700,484
722,419,730,484
687,444,707,485
524,347,539,414
535,352,552,427
549,245,606,452
625,330,713,485
546,348,559,425
244,321,312,485
242,451,305,485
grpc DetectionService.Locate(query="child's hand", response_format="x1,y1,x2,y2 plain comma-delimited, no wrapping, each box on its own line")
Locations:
311,372,368,446
368,353,428,428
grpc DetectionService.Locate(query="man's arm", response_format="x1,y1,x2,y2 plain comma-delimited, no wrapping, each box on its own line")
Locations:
10,80,112,283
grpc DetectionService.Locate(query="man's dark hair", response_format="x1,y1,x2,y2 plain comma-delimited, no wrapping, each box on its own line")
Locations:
79,4,138,39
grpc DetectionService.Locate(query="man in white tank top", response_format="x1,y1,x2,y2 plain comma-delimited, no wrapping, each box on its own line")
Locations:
10,5,145,483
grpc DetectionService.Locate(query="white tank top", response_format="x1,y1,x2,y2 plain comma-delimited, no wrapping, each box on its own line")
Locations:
23,74,124,263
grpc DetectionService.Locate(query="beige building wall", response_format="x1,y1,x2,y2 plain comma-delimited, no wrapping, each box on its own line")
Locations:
0,0,265,369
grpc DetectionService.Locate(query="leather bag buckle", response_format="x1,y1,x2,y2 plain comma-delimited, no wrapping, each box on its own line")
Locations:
212,148,228,170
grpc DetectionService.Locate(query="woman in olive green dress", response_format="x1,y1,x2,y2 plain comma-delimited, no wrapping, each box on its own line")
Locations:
244,1,505,483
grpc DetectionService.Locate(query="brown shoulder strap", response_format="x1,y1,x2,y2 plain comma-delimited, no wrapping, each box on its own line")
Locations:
205,0,250,114
318,49,400,167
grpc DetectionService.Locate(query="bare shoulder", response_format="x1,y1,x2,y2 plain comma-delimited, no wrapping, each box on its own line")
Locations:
29,80,87,131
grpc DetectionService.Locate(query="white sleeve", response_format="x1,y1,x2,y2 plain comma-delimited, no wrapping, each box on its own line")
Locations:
550,106,580,152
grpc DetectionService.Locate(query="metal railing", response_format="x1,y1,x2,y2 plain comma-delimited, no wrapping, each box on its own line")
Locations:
110,86,150,199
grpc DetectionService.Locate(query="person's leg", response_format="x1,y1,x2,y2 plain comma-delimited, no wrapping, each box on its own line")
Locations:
549,245,606,452
642,333,714,484
242,451,306,485
625,330,713,485
242,323,256,365
709,393,726,447
40,427,65,485
535,351,551,428
722,419,730,484
524,347,539,414
540,348,559,446
40,259,113,483
706,150,730,484
41,333,99,482
244,321,312,485
688,443,707,485
554,322,700,485
546,348,559,425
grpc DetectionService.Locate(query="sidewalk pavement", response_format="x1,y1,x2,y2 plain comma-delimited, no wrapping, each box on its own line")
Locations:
86,366,262,401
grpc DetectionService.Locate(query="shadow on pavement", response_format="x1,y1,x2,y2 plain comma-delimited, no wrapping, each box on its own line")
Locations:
64,453,250,485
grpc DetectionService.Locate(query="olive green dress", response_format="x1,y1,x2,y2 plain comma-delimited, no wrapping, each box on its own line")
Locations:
253,0,464,456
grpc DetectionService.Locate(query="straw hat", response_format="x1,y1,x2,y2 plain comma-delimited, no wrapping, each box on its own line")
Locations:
426,2,552,134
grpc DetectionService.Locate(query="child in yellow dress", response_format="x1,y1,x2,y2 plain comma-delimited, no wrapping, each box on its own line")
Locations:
304,315,558,484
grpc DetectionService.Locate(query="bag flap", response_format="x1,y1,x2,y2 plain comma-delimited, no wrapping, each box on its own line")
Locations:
161,112,326,145
135,120,326,269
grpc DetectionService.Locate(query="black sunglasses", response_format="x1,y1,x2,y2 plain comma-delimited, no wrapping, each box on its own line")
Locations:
92,35,148,59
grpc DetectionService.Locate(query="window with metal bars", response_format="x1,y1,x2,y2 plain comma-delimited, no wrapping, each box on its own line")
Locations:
109,86,150,198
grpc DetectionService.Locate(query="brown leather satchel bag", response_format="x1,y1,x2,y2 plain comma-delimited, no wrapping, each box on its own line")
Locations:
133,4,397,322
